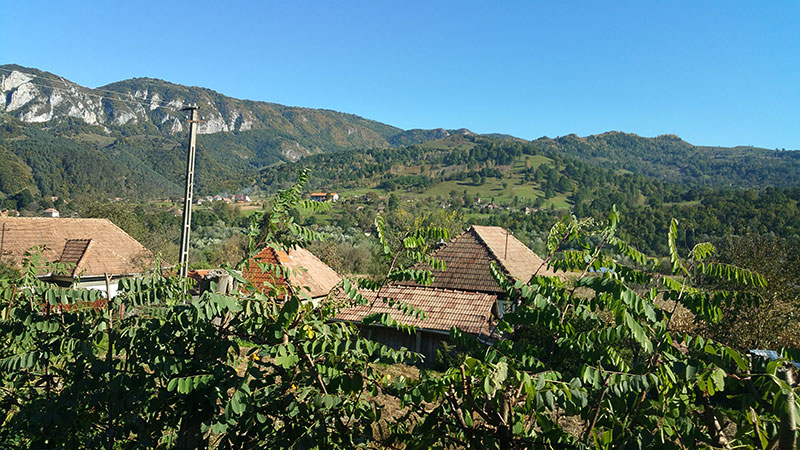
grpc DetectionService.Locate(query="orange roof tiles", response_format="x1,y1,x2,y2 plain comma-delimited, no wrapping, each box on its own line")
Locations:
395,225,557,294
243,246,341,299
335,285,497,337
471,225,558,280
0,217,152,277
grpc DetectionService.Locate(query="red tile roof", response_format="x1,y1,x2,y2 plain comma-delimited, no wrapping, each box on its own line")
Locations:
243,246,341,299
396,225,557,294
0,217,152,277
471,225,558,281
242,246,289,295
335,285,497,337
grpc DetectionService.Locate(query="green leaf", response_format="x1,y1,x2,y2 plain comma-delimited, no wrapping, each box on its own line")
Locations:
668,218,688,276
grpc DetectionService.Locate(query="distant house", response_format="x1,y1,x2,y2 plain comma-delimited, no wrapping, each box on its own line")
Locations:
243,246,341,304
335,225,559,363
233,194,251,203
310,192,339,202
0,217,153,297
42,208,60,218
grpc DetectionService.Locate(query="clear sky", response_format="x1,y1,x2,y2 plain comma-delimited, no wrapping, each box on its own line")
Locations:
1,1,798,149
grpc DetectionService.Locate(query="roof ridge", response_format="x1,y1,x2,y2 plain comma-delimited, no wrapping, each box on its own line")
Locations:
0,217,111,221
431,227,471,255
98,219,151,255
468,225,513,277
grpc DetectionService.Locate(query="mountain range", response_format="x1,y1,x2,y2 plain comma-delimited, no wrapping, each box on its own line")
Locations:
0,63,798,202
0,64,485,199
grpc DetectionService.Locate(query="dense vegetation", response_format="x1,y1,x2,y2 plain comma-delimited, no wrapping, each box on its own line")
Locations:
258,136,800,258
535,132,800,188
1,174,797,448
2,65,799,209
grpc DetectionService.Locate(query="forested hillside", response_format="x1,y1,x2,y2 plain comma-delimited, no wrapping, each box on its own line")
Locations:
260,135,800,256
536,132,800,187
1,64,798,205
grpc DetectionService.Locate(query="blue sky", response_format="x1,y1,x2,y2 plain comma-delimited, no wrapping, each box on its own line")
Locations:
1,1,798,149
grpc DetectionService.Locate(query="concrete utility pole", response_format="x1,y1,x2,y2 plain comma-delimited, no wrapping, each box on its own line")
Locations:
178,105,200,279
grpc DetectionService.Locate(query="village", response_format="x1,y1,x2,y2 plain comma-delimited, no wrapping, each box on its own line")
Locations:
0,196,546,365
1,2,798,446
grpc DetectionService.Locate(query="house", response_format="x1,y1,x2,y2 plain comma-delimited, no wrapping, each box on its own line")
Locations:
394,225,559,316
42,208,60,218
242,246,341,304
335,225,559,363
310,192,339,202
0,217,153,297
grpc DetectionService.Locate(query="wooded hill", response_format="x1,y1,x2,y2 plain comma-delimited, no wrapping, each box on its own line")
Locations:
1,64,798,205
260,134,800,256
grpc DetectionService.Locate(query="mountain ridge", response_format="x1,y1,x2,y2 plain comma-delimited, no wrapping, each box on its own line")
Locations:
1,64,798,205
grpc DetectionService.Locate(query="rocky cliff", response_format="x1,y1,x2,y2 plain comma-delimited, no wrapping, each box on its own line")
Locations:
0,64,403,161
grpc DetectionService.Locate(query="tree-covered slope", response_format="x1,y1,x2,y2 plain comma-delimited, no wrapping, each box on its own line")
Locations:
534,132,800,187
1,64,798,202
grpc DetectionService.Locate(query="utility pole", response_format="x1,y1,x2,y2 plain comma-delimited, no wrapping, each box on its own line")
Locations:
178,105,200,280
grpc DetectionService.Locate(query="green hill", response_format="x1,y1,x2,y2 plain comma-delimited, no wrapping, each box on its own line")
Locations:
1,64,798,206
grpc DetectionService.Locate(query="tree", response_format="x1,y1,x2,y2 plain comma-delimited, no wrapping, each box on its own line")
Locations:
1,189,798,449
388,193,399,210
387,211,798,449
472,172,482,185
698,233,800,349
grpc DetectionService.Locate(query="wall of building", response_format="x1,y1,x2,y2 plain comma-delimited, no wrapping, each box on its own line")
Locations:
360,325,449,366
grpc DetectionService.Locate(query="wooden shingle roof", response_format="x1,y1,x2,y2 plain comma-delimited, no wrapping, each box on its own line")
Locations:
0,217,152,277
335,285,498,337
396,225,557,294
243,246,341,299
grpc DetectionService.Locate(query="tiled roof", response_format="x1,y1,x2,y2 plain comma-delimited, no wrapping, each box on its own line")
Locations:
396,225,557,294
471,225,557,281
0,217,152,277
243,246,341,299
242,247,289,294
335,285,498,337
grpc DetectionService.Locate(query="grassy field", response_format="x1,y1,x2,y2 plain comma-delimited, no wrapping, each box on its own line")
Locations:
319,149,573,214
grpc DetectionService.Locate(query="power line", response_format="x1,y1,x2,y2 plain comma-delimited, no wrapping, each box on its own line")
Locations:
5,80,179,112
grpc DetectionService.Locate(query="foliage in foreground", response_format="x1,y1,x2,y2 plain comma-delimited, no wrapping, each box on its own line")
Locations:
0,171,798,449
388,209,798,449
